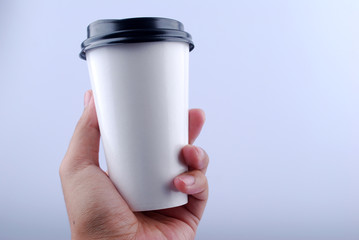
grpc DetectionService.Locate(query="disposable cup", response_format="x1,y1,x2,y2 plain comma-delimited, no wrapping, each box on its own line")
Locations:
80,17,194,211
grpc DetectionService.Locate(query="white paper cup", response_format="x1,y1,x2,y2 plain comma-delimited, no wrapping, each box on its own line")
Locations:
80,18,194,211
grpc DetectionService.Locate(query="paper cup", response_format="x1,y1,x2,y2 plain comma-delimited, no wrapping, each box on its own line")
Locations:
80,18,194,211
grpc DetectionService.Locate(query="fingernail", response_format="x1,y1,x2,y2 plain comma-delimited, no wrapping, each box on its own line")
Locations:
178,175,195,186
195,146,205,167
84,90,91,108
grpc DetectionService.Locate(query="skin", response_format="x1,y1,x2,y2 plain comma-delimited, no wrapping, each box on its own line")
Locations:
60,90,209,240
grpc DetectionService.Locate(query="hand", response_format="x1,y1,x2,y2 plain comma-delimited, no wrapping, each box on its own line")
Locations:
60,90,209,240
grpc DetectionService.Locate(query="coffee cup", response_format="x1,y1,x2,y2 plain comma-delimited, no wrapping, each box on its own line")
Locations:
80,17,194,211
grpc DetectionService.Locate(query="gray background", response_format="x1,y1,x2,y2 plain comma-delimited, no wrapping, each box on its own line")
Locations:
1,0,359,239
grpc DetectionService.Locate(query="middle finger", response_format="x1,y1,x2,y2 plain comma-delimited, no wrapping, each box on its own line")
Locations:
182,145,209,174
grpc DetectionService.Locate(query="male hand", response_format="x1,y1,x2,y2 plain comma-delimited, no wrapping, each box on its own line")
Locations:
60,90,209,240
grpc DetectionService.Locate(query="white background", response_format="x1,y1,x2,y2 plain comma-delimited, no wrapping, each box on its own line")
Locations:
1,0,359,239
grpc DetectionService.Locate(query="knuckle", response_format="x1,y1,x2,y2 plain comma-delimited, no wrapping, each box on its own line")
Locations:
194,169,205,180
195,146,209,168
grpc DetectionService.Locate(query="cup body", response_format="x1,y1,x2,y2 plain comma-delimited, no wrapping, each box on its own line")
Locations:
86,41,189,211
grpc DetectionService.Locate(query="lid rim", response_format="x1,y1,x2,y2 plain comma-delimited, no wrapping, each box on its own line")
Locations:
80,17,194,60
80,39,194,60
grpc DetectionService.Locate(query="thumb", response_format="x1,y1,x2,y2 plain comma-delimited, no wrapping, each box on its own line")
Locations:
62,90,101,172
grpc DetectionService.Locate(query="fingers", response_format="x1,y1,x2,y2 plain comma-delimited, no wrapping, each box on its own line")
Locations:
60,90,100,174
173,145,209,221
182,145,209,174
173,170,208,221
174,171,208,200
189,109,206,144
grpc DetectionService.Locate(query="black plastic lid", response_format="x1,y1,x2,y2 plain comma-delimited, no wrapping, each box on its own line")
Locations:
80,17,194,60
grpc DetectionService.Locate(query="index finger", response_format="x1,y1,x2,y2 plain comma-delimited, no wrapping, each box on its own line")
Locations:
189,109,206,144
